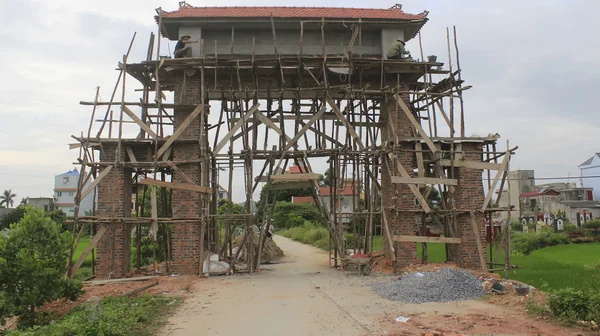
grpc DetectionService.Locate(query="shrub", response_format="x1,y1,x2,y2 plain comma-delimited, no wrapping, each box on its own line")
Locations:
0,208,83,326
563,224,580,233
510,220,523,232
511,231,570,256
547,288,600,323
271,202,322,229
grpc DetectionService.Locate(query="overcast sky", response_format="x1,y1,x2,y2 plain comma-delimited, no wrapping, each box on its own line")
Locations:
1,0,598,204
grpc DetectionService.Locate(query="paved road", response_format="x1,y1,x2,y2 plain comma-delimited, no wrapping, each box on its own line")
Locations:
161,236,370,336
160,236,579,336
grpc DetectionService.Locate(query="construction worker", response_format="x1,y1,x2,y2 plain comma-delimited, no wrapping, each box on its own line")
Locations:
267,219,275,239
174,35,193,58
387,38,411,60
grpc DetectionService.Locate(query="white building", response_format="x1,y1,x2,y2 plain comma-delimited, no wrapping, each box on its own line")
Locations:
579,153,600,201
54,168,94,216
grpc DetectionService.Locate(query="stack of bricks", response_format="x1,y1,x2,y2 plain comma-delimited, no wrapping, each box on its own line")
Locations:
170,74,205,275
455,142,487,269
96,143,133,279
381,94,418,267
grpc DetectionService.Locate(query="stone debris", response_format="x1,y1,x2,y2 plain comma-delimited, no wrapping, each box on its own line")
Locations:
372,268,485,303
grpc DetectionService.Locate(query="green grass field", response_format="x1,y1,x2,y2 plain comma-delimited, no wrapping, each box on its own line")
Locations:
284,228,600,291
72,236,93,265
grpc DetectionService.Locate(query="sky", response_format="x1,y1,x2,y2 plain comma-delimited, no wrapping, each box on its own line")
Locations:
1,0,599,204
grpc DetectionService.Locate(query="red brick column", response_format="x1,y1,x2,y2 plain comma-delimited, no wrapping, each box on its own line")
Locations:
96,144,132,278
170,74,205,275
455,143,487,269
380,94,418,267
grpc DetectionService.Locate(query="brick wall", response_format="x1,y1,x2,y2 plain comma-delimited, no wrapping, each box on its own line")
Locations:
455,143,487,270
380,94,418,267
96,144,133,279
170,74,205,275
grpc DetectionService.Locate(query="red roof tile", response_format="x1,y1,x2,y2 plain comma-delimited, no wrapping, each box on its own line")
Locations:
161,6,427,20
320,185,356,196
292,196,315,204
289,166,307,174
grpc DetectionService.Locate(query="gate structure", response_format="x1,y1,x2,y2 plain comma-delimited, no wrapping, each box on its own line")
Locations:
67,3,516,279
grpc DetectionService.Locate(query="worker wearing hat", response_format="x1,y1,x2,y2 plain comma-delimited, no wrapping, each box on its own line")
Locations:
174,35,193,58
387,38,411,60
267,219,275,239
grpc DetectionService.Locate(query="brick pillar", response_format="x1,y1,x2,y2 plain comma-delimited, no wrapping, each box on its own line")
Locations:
170,73,205,275
455,143,487,269
96,144,132,279
380,93,418,267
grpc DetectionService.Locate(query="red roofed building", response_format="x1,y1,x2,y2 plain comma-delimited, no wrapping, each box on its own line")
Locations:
292,183,361,223
519,187,560,216
157,2,428,59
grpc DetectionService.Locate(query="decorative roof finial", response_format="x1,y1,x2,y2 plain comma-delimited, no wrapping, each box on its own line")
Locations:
179,1,192,8
419,10,430,17
389,4,403,10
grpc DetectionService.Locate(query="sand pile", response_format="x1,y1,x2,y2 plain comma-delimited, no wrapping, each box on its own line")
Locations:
233,233,284,263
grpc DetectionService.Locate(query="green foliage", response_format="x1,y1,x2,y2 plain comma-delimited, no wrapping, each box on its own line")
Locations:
7,295,180,336
547,288,600,323
563,224,580,233
271,201,322,229
0,206,26,231
511,231,570,256
131,225,171,268
136,186,171,218
278,222,330,250
510,220,523,232
584,219,600,229
217,200,246,228
0,189,17,208
0,208,83,326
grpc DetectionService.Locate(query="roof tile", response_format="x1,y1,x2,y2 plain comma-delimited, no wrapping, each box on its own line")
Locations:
161,6,427,20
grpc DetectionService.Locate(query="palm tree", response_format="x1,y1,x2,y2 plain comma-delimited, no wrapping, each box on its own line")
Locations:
0,189,17,208
20,197,29,205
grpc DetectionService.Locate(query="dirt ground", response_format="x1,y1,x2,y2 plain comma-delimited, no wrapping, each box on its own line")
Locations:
160,236,591,336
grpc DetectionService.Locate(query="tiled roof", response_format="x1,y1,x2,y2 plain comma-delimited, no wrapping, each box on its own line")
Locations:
520,189,560,198
289,166,307,174
160,6,428,20
292,196,315,204
320,185,356,196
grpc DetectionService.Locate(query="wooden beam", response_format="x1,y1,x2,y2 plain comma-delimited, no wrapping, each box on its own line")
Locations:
151,186,158,241
434,100,454,133
391,176,458,186
214,103,261,154
393,235,462,244
389,154,431,213
85,275,158,285
394,93,438,152
166,161,197,186
469,210,488,272
481,152,510,211
381,210,396,262
440,159,501,170
282,103,326,152
126,146,137,163
253,110,291,143
155,103,206,159
271,173,319,182
70,225,108,277
79,165,113,201
140,178,212,194
270,181,313,190
415,142,425,188
326,96,365,150
123,106,158,139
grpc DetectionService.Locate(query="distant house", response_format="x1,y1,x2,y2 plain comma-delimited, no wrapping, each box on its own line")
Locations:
217,185,229,200
54,168,94,216
28,197,55,212
519,187,561,216
292,184,360,224
579,153,600,200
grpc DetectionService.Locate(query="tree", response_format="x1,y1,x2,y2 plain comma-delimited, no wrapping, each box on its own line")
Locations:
0,208,82,326
0,206,26,231
322,168,332,186
20,197,29,206
271,201,322,229
0,189,16,208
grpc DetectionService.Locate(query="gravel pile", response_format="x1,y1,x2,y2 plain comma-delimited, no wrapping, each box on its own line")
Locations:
372,268,485,303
